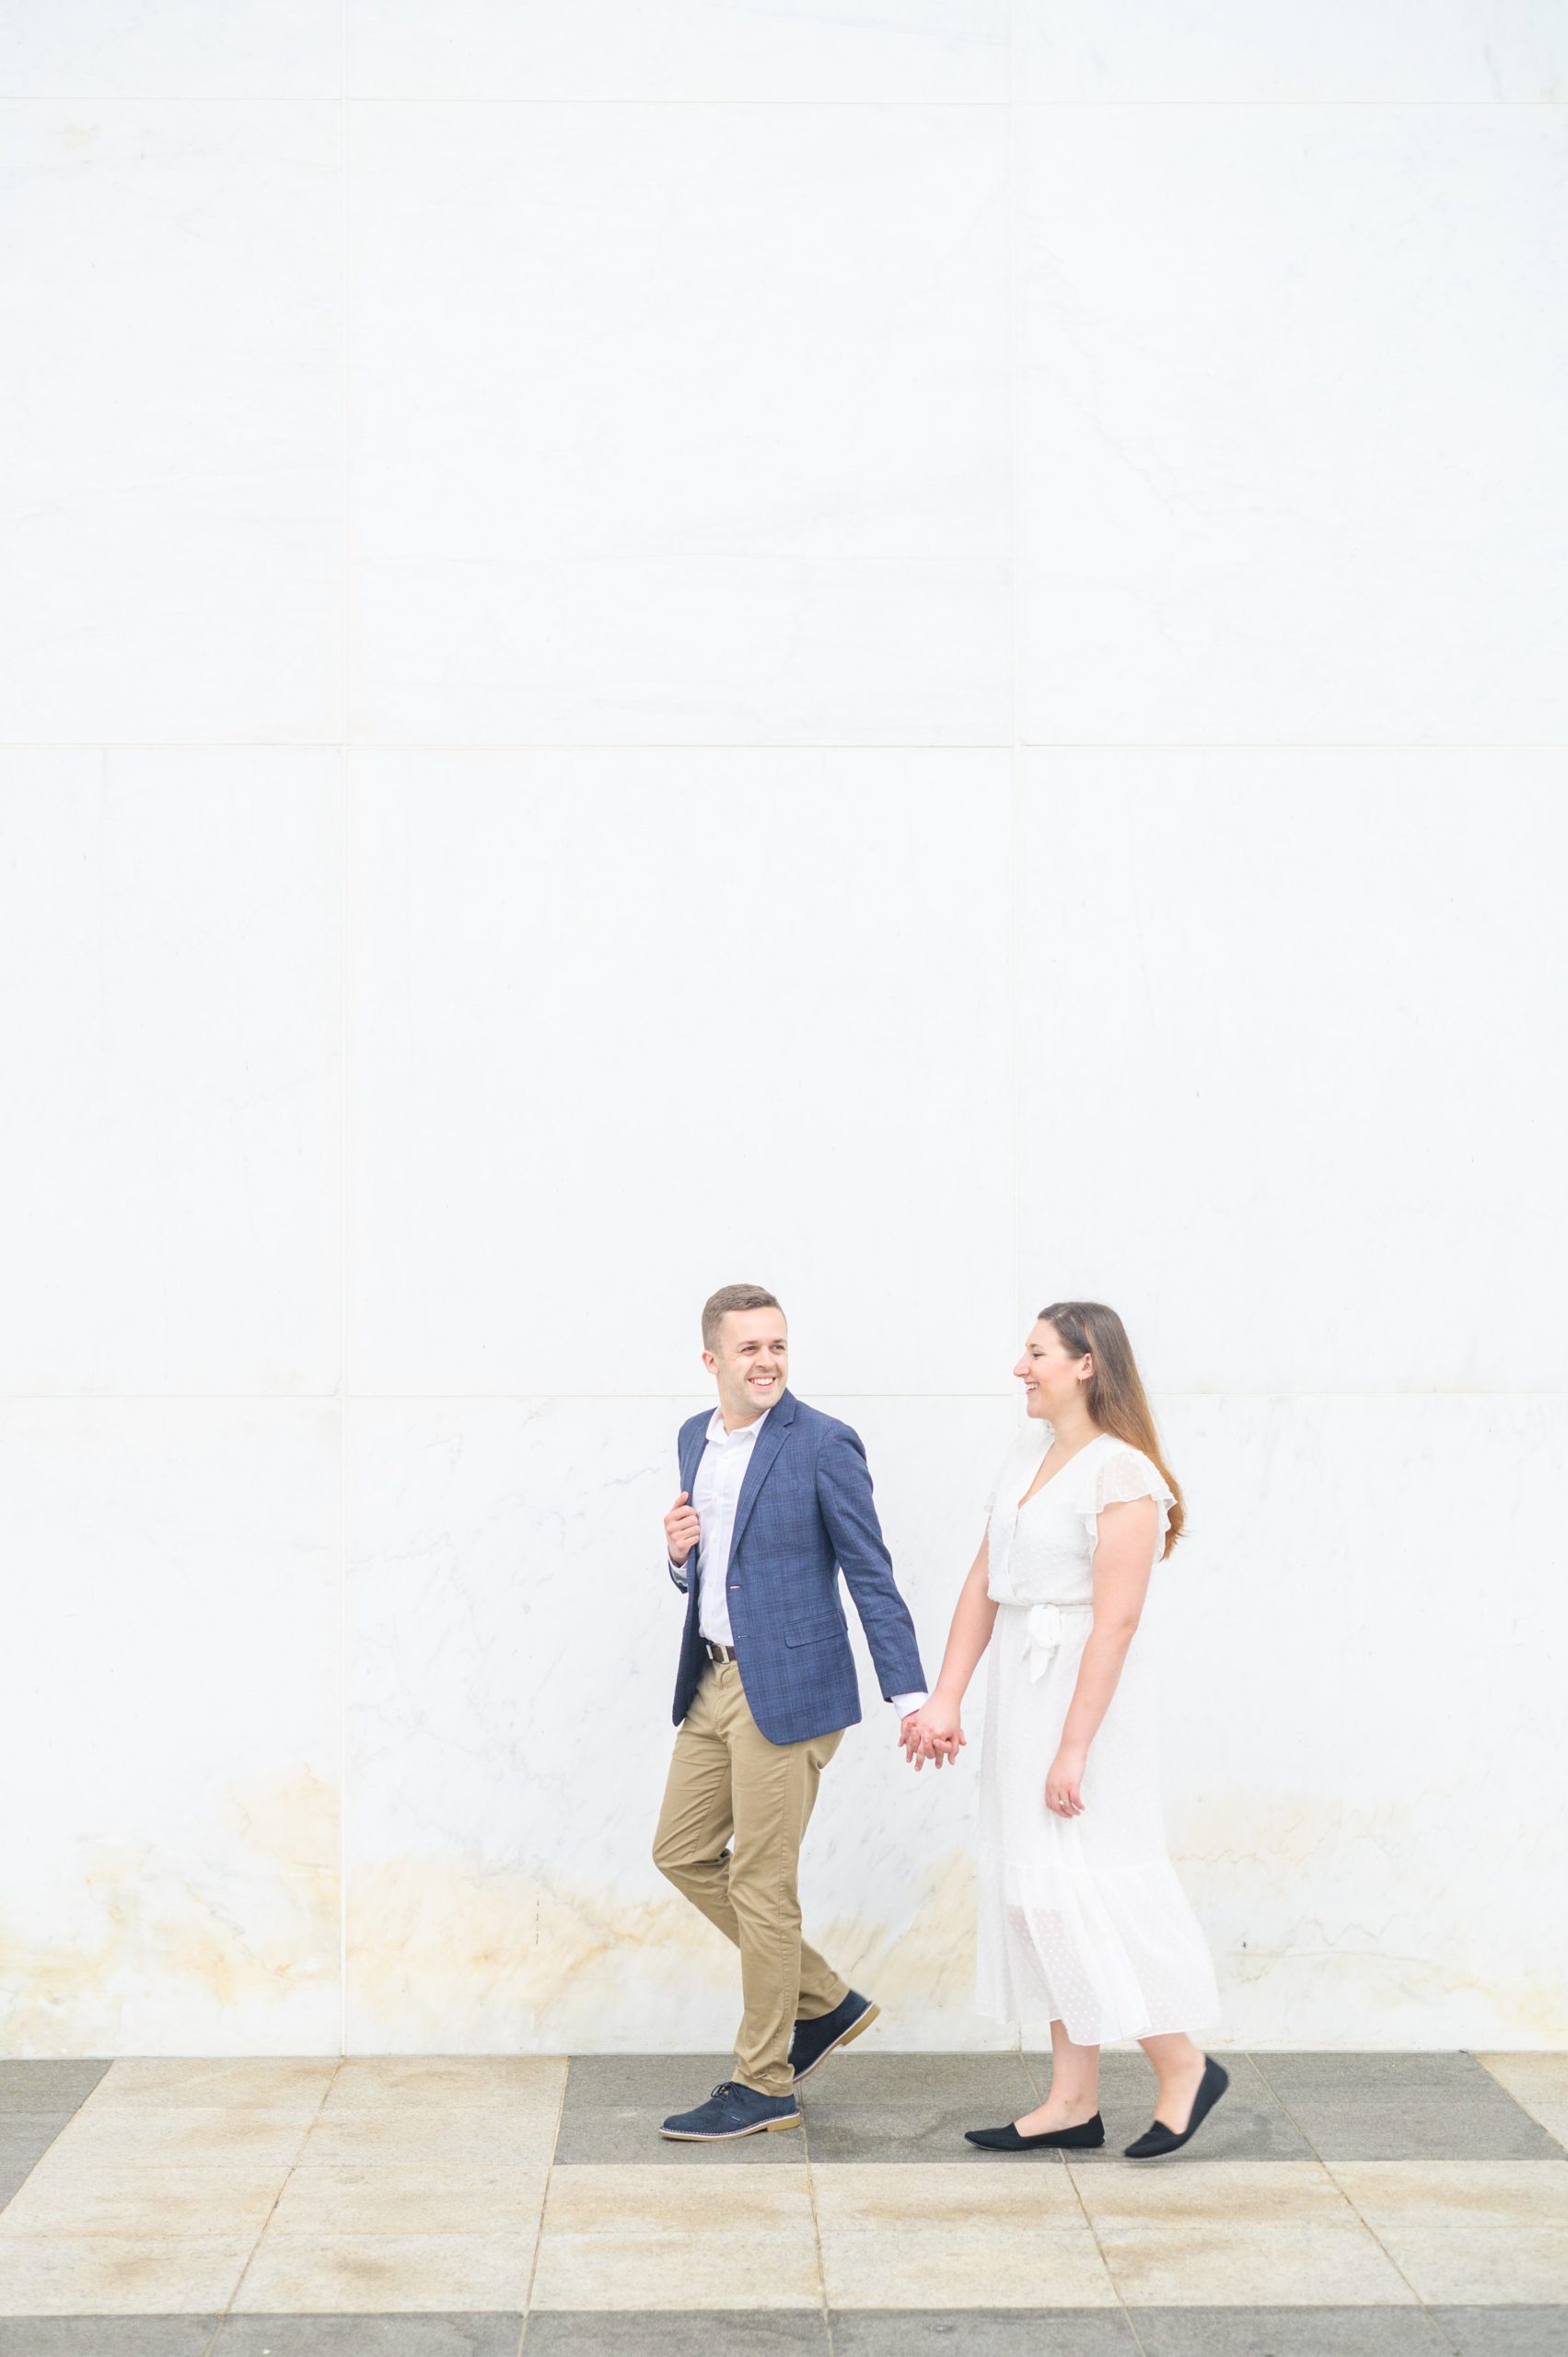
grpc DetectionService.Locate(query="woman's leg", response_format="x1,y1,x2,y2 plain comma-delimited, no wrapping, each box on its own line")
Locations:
1138,2029,1209,2130
1014,2015,1101,2133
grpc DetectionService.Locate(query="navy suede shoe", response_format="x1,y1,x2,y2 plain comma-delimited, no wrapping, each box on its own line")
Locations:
789,1989,880,2083
659,2080,802,2141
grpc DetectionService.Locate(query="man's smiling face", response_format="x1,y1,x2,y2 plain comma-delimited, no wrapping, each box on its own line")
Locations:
705,1306,789,1428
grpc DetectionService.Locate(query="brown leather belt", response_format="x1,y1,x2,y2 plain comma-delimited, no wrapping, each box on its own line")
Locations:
704,1640,738,1664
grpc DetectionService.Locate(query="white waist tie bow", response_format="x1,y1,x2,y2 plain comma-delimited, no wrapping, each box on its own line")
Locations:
1022,1601,1092,1682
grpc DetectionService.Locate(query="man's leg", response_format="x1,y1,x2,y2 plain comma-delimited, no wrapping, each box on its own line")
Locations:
719,1666,847,2097
651,1665,740,1945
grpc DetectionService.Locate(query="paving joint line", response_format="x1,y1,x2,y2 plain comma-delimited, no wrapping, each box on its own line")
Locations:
1316,2141,1462,2353
1022,2044,1151,2355
221,2055,343,2326
1475,2052,1568,2151
1248,2053,1464,2353
336,0,353,2073
517,2054,572,2351
800,2102,838,2357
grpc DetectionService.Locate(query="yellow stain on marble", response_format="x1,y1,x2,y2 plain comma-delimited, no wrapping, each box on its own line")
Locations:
345,1855,684,2041
1177,1788,1568,2043
0,1768,340,2051
345,1846,988,2048
810,1850,981,2023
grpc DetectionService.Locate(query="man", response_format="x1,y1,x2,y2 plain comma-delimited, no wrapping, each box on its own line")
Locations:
652,1283,936,2141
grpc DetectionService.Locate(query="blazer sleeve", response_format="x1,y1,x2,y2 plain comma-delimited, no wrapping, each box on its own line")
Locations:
815,1423,928,1701
667,1420,698,1593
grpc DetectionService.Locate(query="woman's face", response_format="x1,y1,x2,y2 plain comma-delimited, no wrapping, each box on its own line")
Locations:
1013,1319,1092,1419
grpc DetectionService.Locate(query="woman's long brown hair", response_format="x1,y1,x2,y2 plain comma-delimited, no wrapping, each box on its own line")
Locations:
1038,1300,1184,1557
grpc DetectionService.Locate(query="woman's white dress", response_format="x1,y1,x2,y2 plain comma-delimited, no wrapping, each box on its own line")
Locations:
975,1423,1220,2046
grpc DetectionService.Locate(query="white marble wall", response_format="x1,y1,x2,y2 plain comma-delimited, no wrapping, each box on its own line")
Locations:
1,4,1563,2058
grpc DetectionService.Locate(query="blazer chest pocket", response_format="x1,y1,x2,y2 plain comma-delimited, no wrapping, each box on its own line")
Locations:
784,1613,847,1647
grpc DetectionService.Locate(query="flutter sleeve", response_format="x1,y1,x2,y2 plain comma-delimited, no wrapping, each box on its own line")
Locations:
1079,1446,1176,1561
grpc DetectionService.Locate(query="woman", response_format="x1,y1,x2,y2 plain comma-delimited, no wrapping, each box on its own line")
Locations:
903,1301,1225,2158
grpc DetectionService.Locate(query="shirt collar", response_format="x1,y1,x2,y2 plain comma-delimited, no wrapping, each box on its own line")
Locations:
705,1402,773,1445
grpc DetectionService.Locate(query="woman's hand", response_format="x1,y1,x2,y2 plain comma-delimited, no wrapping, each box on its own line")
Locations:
900,1697,965,1771
1044,1744,1086,1817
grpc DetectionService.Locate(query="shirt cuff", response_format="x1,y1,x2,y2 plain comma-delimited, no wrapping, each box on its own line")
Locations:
891,1691,928,1719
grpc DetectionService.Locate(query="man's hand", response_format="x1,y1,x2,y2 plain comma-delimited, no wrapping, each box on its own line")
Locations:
665,1490,700,1567
900,1700,965,1771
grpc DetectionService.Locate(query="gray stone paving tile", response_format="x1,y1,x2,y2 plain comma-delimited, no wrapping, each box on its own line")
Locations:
832,2312,1138,2353
1431,2312,1568,2357
797,2050,1041,2165
215,2319,521,2355
522,2316,828,2353
1022,2052,1313,2164
1255,2053,1486,2087
552,2054,807,2165
0,2325,219,2357
0,2116,75,2170
814,2052,1034,2105
0,2064,110,2115
0,2161,37,2212
1249,2055,1560,2162
1290,2103,1561,2162
1131,2314,1449,2355
803,2101,1051,2165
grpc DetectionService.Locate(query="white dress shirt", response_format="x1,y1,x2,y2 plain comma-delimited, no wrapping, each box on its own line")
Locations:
677,1404,926,1721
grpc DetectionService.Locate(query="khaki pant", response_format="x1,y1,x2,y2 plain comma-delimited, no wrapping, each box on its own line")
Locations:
653,1658,848,2097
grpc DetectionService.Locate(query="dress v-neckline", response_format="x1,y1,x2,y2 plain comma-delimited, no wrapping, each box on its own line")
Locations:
1015,1429,1109,1514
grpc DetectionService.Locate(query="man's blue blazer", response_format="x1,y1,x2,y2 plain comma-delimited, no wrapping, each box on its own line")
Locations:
668,1388,927,1747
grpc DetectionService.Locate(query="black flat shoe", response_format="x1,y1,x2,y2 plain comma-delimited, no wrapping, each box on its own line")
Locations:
965,2112,1105,2152
1123,2055,1229,2159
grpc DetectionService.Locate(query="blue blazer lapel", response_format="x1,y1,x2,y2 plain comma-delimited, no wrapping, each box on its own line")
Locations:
728,1390,796,1561
679,1417,708,1503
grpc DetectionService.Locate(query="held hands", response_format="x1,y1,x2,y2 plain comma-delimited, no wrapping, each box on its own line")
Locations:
1044,1744,1087,1817
900,1695,966,1771
664,1491,700,1567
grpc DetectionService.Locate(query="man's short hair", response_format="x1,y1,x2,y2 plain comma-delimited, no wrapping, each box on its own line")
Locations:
702,1283,784,1352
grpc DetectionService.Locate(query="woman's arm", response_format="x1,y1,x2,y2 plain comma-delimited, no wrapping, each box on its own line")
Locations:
1045,1496,1158,1816
901,1535,998,1768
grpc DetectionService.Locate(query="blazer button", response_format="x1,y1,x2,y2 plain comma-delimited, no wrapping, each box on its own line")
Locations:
728,1583,740,1592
